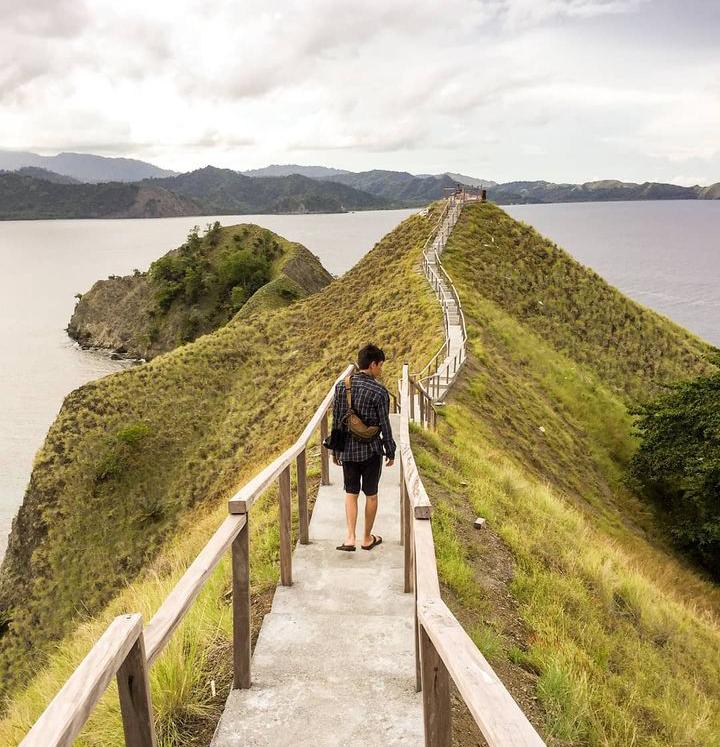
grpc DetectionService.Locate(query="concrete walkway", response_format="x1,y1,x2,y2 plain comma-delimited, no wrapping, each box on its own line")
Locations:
211,413,423,746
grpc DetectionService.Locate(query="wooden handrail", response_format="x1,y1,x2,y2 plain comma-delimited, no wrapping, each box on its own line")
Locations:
145,514,247,665
22,362,360,745
399,365,545,746
228,363,355,514
20,614,155,747
414,196,468,390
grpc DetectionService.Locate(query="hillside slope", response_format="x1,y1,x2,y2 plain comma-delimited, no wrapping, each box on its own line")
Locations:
0,208,443,739
0,171,201,219
414,202,719,746
68,223,332,360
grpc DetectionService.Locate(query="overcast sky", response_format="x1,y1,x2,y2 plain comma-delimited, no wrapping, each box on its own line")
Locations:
1,0,718,184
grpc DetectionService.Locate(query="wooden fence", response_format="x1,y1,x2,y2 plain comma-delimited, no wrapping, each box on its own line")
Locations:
399,364,545,746
20,364,357,747
414,196,468,401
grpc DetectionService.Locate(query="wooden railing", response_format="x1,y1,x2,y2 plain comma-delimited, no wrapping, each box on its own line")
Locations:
399,365,545,746
414,196,469,400
20,363,357,747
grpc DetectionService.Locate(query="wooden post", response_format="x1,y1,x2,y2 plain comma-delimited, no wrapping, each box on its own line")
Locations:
453,355,457,375
414,553,421,692
296,449,309,545
320,410,330,486
116,634,157,747
403,491,412,593
410,380,416,422
419,389,425,427
399,461,405,545
232,520,251,689
420,625,451,747
278,465,292,586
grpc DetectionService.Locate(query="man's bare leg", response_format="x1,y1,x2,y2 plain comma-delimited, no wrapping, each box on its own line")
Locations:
344,492,359,546
362,494,378,547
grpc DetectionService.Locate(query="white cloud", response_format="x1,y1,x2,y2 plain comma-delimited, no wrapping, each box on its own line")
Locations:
0,0,717,183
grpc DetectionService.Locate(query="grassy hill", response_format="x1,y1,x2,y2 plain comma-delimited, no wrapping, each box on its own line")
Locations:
68,223,333,360
413,202,720,745
2,201,719,746
0,207,443,744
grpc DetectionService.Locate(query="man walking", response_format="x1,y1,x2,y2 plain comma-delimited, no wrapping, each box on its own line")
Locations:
332,344,395,552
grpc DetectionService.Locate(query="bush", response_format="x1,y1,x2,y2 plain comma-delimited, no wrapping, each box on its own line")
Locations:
628,354,720,575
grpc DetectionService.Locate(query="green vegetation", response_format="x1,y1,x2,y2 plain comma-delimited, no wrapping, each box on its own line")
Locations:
413,202,720,745
0,206,444,743
3,198,719,746
68,222,332,360
629,355,720,575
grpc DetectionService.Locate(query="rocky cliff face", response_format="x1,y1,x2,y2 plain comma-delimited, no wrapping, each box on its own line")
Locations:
67,223,333,360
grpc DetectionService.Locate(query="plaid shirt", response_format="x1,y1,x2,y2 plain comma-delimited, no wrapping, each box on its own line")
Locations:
331,372,396,462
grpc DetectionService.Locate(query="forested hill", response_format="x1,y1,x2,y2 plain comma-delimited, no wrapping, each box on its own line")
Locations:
0,171,200,220
487,178,720,203
147,166,389,213
67,222,333,360
319,169,458,206
0,167,390,220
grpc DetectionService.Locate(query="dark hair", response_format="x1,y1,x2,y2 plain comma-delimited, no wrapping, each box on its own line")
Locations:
358,344,385,370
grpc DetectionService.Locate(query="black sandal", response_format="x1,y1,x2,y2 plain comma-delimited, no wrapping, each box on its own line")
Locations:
361,535,383,551
336,543,356,552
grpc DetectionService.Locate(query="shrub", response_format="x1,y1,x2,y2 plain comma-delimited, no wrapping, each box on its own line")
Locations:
629,354,720,574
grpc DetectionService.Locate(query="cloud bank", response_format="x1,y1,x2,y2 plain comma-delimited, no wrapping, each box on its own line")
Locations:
1,0,718,183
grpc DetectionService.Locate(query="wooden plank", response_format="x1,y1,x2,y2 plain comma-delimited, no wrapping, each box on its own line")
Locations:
20,614,143,747
228,364,354,514
296,449,309,545
403,490,412,593
420,624,451,747
117,631,157,747
145,514,246,665
399,444,432,519
278,465,292,586
413,519,441,602
232,520,251,689
418,599,546,747
320,411,330,486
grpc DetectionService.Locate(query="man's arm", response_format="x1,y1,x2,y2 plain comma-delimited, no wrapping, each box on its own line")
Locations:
377,388,396,463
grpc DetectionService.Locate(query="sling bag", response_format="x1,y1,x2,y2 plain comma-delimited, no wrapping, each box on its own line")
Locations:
343,375,380,441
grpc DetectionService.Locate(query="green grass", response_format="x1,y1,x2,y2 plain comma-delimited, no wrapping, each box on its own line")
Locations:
413,202,720,745
0,205,445,740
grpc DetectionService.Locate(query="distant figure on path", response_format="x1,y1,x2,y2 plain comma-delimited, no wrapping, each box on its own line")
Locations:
332,344,395,551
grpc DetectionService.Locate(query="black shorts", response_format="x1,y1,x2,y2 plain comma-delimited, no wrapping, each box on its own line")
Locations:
342,454,383,496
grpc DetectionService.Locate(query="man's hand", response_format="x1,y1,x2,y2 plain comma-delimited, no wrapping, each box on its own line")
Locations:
332,454,341,466
385,457,395,467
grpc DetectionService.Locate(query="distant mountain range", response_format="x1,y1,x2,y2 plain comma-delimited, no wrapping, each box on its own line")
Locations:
241,164,351,178
0,150,177,183
0,150,717,220
486,179,720,203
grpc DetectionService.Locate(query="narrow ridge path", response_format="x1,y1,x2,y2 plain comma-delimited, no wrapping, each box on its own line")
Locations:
211,414,423,746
